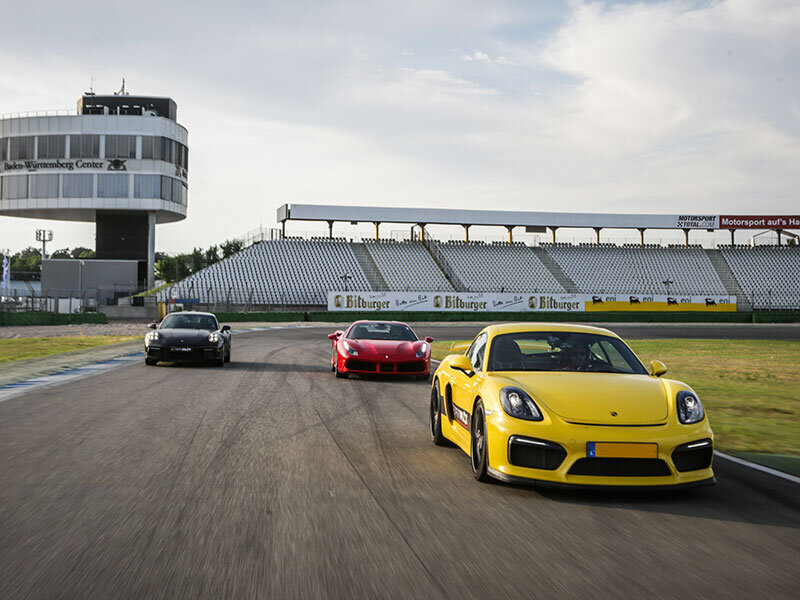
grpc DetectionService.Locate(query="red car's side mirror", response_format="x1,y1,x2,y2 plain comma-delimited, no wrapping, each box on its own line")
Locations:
425,336,434,343
328,331,343,340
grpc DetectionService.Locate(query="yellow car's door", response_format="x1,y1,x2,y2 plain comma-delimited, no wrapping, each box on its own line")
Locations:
448,333,488,447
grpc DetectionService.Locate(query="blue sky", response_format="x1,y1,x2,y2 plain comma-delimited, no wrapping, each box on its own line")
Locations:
1,0,798,252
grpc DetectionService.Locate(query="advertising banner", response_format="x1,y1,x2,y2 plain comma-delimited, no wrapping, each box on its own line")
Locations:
675,215,719,229
327,292,737,312
719,215,800,229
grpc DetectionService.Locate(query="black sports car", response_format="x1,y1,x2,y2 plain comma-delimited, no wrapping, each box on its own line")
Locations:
144,311,231,366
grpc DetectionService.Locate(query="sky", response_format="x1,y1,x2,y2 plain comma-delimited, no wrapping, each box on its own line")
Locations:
1,0,798,253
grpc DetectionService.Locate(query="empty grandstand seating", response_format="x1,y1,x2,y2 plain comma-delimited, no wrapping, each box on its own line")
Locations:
542,244,727,295
719,246,800,309
434,241,564,292
158,236,799,310
363,241,454,291
161,239,371,305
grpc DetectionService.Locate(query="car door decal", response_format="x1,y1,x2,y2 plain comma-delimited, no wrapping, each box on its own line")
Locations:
452,403,471,430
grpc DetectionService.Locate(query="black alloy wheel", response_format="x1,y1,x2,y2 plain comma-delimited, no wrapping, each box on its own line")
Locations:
429,384,448,446
331,350,336,372
216,352,225,367
225,345,231,363
470,401,491,482
145,358,157,366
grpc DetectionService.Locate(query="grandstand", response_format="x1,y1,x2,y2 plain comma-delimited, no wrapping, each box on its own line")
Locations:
544,244,727,296
433,241,564,293
165,238,370,306
719,246,800,310
158,237,799,310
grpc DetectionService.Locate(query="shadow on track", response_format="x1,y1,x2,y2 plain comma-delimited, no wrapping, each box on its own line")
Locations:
487,473,800,528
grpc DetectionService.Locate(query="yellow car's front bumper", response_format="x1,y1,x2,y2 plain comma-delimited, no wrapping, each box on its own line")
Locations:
485,411,715,489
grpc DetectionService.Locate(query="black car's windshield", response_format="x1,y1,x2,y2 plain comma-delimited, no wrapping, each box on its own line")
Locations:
160,314,218,331
348,322,417,341
488,332,647,374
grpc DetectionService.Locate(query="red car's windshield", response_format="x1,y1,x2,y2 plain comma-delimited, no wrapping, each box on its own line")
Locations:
348,322,417,341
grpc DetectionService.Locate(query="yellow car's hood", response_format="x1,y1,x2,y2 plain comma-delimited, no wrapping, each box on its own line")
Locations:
498,372,668,425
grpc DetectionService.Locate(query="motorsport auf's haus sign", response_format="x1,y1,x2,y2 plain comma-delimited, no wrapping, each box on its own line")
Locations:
328,292,737,312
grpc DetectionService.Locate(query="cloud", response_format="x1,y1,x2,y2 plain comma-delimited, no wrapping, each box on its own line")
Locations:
462,50,515,65
2,1,799,252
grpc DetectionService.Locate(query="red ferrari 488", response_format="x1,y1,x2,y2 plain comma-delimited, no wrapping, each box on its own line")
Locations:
329,320,433,380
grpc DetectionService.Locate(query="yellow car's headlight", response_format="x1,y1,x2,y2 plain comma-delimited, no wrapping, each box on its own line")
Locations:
676,391,705,424
500,387,543,421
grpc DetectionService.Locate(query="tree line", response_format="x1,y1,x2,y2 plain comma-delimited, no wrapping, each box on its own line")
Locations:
3,239,244,284
155,239,243,283
2,247,95,280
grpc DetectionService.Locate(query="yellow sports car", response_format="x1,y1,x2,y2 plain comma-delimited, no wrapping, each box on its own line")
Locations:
430,323,715,489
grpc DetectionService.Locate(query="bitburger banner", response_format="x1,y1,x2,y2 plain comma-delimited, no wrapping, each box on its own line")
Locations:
327,292,737,312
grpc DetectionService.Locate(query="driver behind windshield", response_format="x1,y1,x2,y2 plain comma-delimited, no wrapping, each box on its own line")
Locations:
561,343,590,371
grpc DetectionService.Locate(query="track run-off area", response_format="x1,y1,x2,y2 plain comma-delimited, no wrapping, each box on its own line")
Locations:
1,324,799,599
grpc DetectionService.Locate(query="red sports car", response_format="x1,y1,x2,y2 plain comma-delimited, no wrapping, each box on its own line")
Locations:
329,320,433,380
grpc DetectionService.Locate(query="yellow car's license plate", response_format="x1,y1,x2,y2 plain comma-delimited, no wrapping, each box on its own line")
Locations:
587,442,658,459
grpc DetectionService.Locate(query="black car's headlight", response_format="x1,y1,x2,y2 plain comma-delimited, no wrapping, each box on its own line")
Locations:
343,341,358,356
500,387,543,421
208,332,222,343
676,390,705,424
146,331,161,343
415,343,429,358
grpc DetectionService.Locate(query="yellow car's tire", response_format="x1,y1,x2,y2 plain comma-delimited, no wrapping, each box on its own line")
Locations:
470,400,491,482
429,385,450,447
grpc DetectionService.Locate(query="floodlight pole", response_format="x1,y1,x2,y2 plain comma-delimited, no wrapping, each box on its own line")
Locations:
35,229,53,260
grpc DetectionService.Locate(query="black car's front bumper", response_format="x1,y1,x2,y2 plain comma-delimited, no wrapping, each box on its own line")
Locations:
146,345,224,363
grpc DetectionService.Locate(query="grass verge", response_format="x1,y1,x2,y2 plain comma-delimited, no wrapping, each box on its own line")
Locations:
431,339,800,457
0,336,140,364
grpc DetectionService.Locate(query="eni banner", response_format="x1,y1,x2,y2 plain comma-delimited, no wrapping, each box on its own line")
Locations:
327,292,737,312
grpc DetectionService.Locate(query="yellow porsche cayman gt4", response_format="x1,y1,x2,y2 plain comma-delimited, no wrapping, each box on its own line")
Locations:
430,324,715,489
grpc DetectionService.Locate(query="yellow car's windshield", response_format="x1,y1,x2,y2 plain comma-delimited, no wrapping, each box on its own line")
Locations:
488,332,647,374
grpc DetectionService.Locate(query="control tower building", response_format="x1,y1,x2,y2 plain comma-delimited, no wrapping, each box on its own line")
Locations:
0,89,189,289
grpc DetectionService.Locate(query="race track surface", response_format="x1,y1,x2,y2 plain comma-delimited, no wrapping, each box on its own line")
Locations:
1,326,798,599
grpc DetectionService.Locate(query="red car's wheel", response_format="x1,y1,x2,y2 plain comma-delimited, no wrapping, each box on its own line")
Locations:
334,351,348,378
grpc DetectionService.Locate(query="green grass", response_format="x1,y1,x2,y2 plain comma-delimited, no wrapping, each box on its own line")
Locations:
0,336,140,364
431,339,800,456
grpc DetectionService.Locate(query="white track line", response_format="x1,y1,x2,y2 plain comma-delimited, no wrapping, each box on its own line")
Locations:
0,325,301,404
430,360,798,485
714,451,800,485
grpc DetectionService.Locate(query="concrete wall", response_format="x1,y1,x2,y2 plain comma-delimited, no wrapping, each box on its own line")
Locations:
42,259,140,297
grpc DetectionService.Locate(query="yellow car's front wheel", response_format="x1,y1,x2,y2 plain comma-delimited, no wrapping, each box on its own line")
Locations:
471,401,491,482
429,386,449,447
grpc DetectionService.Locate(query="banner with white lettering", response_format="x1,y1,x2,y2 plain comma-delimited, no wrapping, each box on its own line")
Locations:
327,292,737,312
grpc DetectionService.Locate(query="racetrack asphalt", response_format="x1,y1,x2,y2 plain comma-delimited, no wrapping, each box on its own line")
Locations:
1,325,798,599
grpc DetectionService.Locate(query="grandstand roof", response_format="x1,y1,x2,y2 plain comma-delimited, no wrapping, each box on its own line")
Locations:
279,205,800,232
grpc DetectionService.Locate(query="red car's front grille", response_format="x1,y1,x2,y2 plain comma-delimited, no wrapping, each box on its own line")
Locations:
345,359,426,374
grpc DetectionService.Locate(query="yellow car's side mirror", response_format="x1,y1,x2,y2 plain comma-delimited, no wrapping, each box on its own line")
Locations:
449,354,474,376
649,360,668,377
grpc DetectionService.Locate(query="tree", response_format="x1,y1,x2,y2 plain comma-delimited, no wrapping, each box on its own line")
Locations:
50,248,72,259
71,246,95,259
220,239,243,259
190,248,204,273
10,247,42,280
155,256,179,283
205,245,220,266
